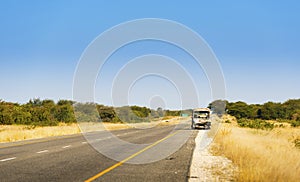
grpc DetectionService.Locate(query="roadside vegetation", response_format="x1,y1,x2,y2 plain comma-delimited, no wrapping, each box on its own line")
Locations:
0,98,187,142
209,99,300,181
0,123,81,142
0,98,184,126
0,99,75,126
211,115,300,181
209,99,300,128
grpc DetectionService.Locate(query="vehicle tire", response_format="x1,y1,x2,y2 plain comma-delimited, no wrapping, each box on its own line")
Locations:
191,124,195,129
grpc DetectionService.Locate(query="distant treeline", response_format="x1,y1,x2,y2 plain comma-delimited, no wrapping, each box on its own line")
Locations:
209,99,300,127
75,103,183,123
0,99,182,126
3,98,299,127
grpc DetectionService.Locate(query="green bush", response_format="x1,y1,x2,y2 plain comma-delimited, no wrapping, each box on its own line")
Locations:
224,119,231,123
291,120,300,127
209,99,300,122
237,118,274,130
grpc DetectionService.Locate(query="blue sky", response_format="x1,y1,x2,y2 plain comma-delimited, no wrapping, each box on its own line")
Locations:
0,1,299,109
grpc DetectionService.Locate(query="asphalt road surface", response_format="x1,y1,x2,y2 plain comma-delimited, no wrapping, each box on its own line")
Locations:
0,121,198,182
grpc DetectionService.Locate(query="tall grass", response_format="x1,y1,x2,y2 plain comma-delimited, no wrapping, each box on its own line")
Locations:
212,122,300,181
0,123,81,142
0,117,184,142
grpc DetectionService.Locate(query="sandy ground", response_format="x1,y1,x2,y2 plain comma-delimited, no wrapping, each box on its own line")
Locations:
189,130,237,182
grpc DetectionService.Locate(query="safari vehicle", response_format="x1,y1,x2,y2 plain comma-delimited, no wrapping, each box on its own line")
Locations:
191,108,211,129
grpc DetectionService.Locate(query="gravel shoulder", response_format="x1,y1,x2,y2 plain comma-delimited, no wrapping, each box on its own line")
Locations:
189,130,237,182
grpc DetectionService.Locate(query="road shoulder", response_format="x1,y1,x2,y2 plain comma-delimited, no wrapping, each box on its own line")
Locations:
189,130,237,181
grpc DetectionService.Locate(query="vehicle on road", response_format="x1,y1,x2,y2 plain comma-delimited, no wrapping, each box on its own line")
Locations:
191,108,211,129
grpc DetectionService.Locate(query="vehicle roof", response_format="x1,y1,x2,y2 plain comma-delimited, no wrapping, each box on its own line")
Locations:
193,108,211,112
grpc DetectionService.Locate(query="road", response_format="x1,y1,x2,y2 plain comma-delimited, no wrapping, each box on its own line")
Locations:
0,120,198,182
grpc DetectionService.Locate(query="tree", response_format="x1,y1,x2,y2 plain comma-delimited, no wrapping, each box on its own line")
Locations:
283,99,300,120
55,105,75,123
226,101,251,119
57,100,75,106
54,100,76,123
259,102,282,120
0,101,14,124
208,100,227,116
74,103,99,122
96,105,116,122
130,106,151,118
157,107,164,117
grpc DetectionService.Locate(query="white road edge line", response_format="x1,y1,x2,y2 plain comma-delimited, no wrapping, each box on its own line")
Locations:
36,150,49,154
62,145,71,149
0,157,16,162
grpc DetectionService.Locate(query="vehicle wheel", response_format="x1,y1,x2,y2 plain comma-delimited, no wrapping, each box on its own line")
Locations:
191,124,195,129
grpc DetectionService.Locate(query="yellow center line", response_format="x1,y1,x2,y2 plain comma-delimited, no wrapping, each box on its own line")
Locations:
85,130,181,182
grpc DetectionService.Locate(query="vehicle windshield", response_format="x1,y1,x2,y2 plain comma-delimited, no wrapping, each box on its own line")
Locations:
193,111,209,118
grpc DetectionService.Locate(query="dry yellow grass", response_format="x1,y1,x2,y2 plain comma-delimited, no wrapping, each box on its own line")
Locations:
157,116,185,126
212,116,300,181
79,117,182,132
79,122,131,132
0,123,81,143
0,117,184,143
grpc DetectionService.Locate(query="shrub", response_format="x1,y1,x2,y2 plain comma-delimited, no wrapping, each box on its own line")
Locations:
237,118,274,130
294,139,300,149
291,120,300,127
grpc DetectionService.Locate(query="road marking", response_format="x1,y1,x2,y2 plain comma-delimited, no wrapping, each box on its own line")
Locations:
82,142,88,144
117,131,137,136
0,134,83,149
36,150,49,154
0,157,16,162
84,130,181,182
62,145,71,149
95,136,112,141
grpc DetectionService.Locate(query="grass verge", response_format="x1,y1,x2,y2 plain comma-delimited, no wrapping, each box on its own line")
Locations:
211,116,300,181
0,123,81,142
0,117,185,143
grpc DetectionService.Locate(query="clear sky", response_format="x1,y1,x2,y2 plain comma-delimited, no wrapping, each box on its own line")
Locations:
0,0,299,109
